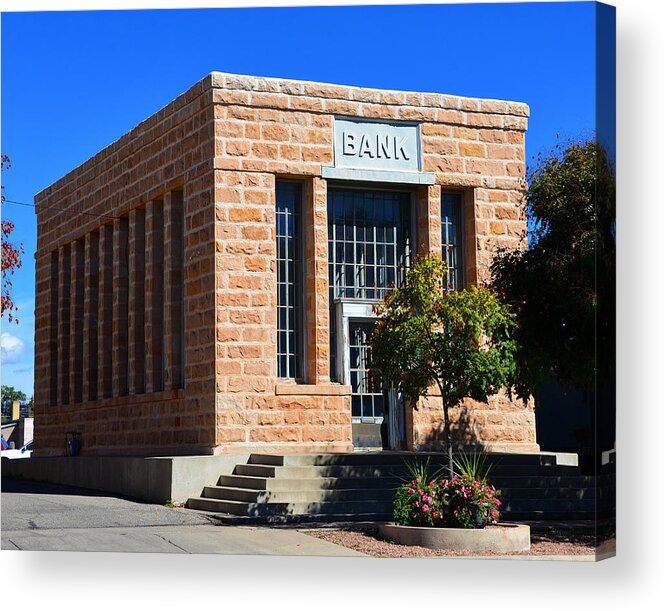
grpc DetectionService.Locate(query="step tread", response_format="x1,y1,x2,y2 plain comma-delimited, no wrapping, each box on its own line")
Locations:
235,464,581,478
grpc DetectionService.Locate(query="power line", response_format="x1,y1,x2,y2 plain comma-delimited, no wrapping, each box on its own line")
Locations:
2,199,120,221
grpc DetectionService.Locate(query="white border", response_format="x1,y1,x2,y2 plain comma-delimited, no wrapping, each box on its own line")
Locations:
3,1,664,610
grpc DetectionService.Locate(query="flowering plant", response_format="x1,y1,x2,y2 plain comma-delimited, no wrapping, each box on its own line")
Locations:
394,475,443,527
393,464,501,529
438,474,501,529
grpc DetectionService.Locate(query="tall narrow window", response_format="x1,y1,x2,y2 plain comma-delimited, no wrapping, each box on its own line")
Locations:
441,192,465,291
276,181,304,380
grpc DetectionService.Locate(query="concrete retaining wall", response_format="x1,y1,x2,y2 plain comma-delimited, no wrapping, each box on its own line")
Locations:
1,454,248,503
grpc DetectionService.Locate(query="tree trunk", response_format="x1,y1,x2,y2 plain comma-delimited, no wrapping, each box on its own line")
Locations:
436,380,454,478
443,402,453,478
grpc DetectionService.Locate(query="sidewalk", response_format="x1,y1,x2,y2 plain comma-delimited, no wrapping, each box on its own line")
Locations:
0,478,364,556
2,523,365,555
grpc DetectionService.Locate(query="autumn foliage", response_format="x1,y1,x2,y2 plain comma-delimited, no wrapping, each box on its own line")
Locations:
1,154,24,324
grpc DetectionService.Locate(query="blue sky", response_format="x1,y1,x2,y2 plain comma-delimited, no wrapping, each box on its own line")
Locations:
1,2,606,397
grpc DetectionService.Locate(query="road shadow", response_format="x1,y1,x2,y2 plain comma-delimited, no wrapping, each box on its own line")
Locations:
1,476,131,500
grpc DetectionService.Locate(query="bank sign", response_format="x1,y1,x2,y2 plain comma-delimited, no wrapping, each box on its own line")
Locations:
333,118,421,172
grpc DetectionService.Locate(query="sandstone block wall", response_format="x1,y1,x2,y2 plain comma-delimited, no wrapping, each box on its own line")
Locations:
34,79,217,456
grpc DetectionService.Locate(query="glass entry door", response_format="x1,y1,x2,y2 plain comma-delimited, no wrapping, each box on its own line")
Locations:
348,319,384,448
334,303,405,450
349,321,384,421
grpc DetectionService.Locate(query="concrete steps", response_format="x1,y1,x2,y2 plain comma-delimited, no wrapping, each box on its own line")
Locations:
218,474,403,491
233,463,581,479
186,451,610,523
247,451,574,467
202,485,396,503
187,497,395,517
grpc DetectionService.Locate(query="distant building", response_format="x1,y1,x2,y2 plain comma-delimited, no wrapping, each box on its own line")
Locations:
34,73,537,456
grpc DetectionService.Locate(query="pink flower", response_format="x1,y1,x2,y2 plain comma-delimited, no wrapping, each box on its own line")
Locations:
422,504,429,511
415,501,420,508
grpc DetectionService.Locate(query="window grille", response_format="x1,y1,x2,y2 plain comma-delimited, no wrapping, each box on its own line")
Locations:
276,181,304,379
441,192,465,291
328,188,412,380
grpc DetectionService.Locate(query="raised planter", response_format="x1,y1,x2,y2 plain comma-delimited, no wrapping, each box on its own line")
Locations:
379,523,530,553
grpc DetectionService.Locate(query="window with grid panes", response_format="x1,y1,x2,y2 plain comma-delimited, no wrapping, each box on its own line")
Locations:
327,188,412,380
441,192,465,291
276,181,304,379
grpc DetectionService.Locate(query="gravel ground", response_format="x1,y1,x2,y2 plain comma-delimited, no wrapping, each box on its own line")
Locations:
302,526,615,558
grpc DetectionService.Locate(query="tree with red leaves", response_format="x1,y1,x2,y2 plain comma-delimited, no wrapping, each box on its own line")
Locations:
1,154,24,324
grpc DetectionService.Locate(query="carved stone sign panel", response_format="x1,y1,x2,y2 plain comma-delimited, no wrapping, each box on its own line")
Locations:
333,117,421,172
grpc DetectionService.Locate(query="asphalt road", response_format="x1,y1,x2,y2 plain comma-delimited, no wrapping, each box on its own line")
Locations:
0,478,365,556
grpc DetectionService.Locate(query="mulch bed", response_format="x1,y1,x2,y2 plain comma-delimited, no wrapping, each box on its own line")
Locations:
303,526,615,558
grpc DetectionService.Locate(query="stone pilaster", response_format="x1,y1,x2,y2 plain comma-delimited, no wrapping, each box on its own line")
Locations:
163,190,184,390
48,251,59,406
417,184,442,256
112,217,129,397
69,239,84,403
33,250,56,411
145,199,165,393
128,207,146,395
82,231,99,401
305,176,330,384
57,245,71,405
98,223,114,398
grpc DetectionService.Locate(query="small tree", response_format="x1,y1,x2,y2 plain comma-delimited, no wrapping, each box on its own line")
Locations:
1,154,24,324
370,255,518,476
1,385,27,421
491,139,615,397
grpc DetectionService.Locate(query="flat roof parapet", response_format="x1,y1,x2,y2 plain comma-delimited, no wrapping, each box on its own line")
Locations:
208,72,530,117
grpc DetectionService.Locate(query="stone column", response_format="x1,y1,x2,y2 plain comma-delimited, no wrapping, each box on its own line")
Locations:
163,190,184,390
112,217,129,397
83,231,99,401
128,208,146,395
57,245,71,405
98,223,114,398
145,199,165,393
69,238,85,404
305,177,330,384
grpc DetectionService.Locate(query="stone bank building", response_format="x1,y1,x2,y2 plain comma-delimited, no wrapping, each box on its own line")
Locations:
34,73,538,457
